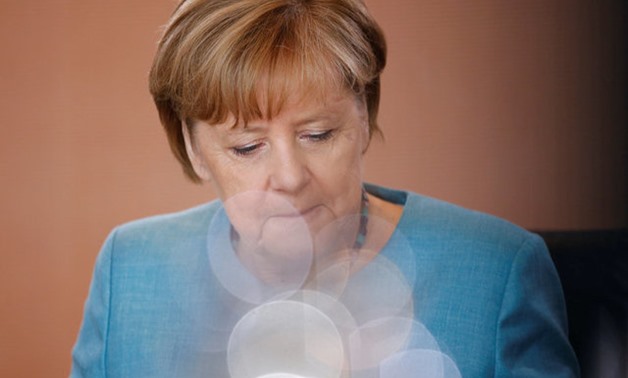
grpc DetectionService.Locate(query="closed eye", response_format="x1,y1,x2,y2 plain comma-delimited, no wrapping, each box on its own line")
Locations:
303,130,334,142
231,143,262,157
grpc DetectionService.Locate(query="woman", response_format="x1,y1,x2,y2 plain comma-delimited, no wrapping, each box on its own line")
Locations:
72,0,579,377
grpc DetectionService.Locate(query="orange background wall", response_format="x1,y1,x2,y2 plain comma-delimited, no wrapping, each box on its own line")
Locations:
1,0,625,376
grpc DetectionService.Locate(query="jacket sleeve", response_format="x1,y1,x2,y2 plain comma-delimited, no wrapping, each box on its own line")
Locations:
70,229,117,378
494,233,580,377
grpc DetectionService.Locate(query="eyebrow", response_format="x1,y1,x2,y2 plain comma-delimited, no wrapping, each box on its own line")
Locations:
299,113,338,125
221,95,356,136
229,113,335,134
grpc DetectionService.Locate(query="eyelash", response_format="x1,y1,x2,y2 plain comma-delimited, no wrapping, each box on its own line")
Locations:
230,130,335,157
231,143,261,157
304,130,334,142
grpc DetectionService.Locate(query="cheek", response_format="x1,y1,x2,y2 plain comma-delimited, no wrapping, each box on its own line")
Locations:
329,137,364,181
312,140,364,200
329,154,363,185
205,158,261,199
221,190,266,237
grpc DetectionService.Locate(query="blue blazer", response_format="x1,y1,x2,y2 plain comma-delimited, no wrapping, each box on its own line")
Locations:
71,185,579,377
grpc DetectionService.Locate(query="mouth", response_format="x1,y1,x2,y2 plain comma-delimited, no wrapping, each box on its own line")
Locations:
269,205,315,218
267,205,323,223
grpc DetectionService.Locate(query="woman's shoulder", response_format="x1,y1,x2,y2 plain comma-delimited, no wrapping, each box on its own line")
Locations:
370,185,575,377
411,192,533,244
102,200,222,260
369,184,543,258
118,200,220,233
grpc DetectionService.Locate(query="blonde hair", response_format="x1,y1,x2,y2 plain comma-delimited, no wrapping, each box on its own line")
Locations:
149,0,386,182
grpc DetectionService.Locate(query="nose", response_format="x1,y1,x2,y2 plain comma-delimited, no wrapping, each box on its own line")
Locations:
268,142,310,194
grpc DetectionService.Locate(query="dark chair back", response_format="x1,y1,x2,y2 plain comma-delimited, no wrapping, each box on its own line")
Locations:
538,229,628,378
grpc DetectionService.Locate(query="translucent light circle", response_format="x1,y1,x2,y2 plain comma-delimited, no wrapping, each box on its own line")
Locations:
310,212,399,299
228,300,345,378
310,212,416,323
286,290,358,343
338,253,414,326
201,294,256,353
379,349,462,378
223,191,313,263
348,316,415,370
403,320,442,352
313,213,363,261
303,253,353,301
206,191,313,304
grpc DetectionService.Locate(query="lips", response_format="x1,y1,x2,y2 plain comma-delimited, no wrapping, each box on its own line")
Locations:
268,205,319,219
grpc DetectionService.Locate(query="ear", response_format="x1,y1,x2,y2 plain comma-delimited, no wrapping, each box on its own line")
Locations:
357,98,371,154
181,121,213,182
360,122,371,154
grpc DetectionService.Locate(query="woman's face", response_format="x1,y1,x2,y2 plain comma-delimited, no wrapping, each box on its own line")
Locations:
184,90,369,249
